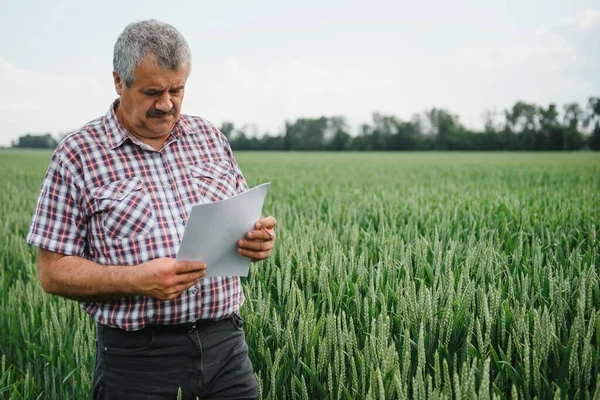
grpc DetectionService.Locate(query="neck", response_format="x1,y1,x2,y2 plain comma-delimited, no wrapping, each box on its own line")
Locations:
115,105,169,151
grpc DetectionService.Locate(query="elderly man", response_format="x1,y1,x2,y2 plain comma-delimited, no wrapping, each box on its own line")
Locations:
26,19,275,399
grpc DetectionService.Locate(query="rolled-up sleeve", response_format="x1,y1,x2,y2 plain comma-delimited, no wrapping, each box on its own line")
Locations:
26,153,88,256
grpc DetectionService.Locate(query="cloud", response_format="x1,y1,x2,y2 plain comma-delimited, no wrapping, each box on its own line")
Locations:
457,8,599,74
560,8,599,30
0,58,115,146
438,9,598,129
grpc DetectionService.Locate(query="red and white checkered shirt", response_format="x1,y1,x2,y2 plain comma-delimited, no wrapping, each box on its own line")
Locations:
27,99,249,331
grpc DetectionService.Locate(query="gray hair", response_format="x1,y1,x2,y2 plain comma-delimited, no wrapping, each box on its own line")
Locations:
113,19,192,87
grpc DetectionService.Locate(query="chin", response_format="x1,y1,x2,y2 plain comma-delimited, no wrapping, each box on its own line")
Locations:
149,120,175,134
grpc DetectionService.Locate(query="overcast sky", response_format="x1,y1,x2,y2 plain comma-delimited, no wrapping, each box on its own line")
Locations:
0,0,598,146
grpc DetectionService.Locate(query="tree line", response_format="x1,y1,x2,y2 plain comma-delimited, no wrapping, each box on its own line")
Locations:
223,97,600,151
10,97,600,151
10,133,58,149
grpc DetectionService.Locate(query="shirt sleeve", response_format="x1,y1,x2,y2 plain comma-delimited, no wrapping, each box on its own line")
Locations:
26,152,88,256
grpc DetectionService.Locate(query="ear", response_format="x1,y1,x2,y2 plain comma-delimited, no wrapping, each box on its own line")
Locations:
113,71,124,96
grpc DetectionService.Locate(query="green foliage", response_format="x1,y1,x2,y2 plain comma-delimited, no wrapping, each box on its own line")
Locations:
11,134,57,149
222,97,599,151
1,150,599,399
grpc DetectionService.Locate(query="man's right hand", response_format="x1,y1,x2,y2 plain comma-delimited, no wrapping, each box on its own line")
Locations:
36,249,207,302
135,258,207,301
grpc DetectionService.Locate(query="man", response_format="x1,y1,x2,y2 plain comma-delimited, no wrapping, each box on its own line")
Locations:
26,19,275,399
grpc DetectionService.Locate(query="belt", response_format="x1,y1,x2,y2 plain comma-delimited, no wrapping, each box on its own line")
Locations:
144,316,232,334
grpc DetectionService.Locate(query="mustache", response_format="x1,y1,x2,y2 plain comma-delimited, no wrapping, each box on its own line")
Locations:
147,108,176,118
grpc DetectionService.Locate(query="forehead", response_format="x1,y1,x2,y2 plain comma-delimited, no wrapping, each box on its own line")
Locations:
132,56,189,88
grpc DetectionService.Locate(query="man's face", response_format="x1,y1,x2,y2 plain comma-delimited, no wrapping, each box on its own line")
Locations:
113,54,189,143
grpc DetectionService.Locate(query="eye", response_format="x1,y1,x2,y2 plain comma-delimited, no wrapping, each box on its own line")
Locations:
169,88,182,94
144,91,158,96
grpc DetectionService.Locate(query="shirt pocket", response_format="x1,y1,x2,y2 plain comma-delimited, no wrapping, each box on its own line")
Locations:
91,177,155,239
188,161,238,202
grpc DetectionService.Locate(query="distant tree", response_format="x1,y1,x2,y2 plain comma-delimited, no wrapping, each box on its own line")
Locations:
368,113,393,150
349,123,374,151
482,108,503,134
324,116,347,141
219,122,236,139
283,120,293,151
13,133,58,149
584,97,600,150
538,104,560,150
261,134,284,151
391,120,420,150
504,102,540,150
329,130,351,151
325,116,350,151
479,110,505,150
424,108,463,150
284,117,328,150
562,103,585,150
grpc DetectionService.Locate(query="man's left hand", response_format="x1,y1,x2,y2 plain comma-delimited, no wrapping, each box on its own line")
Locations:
237,216,277,262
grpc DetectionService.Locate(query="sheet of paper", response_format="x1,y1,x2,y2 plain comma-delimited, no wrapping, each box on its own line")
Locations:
176,182,270,277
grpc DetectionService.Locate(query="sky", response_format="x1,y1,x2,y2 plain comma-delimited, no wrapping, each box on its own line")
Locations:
0,0,599,146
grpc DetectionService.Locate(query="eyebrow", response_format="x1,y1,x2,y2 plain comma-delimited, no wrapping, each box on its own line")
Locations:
144,85,185,92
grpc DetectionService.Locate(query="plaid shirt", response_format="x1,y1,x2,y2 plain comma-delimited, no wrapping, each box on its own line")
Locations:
27,99,248,331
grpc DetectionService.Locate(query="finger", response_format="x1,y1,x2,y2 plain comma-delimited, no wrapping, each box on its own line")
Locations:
238,239,274,252
161,289,185,300
163,279,202,300
175,280,198,293
254,216,277,230
245,230,275,241
175,261,207,274
264,228,275,239
237,248,271,260
173,270,206,285
163,292,183,301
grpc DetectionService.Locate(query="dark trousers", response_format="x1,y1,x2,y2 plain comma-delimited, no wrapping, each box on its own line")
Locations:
92,314,258,399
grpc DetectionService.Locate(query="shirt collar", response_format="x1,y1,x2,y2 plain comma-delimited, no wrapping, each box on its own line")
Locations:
102,99,193,150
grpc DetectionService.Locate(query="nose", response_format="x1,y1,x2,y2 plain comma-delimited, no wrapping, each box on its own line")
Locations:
155,91,173,113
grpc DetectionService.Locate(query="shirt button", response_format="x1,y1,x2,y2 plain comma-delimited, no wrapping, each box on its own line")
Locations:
165,183,172,189
177,217,184,224
152,153,161,159
189,287,198,294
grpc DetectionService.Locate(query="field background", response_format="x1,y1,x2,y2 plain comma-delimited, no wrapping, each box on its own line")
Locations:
1,150,599,399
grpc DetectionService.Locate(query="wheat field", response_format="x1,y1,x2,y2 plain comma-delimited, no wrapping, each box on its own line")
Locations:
1,150,599,399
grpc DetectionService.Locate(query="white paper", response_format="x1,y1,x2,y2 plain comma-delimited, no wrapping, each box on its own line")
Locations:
176,183,270,277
